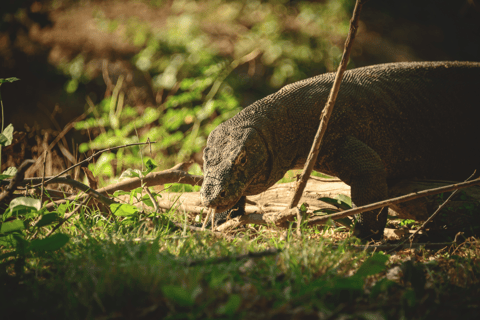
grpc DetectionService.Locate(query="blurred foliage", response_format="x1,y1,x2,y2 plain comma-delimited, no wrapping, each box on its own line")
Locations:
68,0,354,180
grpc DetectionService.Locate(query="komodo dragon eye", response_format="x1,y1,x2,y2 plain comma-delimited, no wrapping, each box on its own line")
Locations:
235,150,247,165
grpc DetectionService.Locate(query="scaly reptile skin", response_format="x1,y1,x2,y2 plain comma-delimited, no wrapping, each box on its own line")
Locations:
200,61,480,239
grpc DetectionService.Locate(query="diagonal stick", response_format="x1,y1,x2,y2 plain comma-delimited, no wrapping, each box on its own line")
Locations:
288,0,367,209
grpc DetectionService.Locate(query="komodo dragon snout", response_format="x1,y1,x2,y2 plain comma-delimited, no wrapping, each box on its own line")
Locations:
201,126,268,212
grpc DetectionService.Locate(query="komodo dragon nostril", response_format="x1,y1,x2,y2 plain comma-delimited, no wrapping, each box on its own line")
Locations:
220,191,226,198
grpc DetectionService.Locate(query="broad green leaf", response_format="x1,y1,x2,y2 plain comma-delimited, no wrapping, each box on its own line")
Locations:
10,197,41,211
144,159,157,175
0,220,25,234
110,203,139,216
161,285,195,307
0,124,14,146
355,253,389,278
28,233,70,252
317,197,351,210
335,194,352,207
0,233,26,249
119,168,142,179
113,190,131,197
217,294,241,315
35,213,59,227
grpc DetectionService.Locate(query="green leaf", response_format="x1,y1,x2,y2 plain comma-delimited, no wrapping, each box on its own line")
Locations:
0,219,25,234
217,294,241,315
0,166,17,181
9,197,41,215
0,174,13,181
161,285,195,307
144,159,157,175
0,233,27,251
318,197,351,210
28,233,70,252
0,124,14,147
335,194,352,207
313,208,340,215
119,168,142,179
0,77,20,84
35,213,59,227
110,203,139,216
113,190,131,197
355,253,389,278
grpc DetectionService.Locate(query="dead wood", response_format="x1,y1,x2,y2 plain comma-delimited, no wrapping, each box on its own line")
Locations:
289,0,365,209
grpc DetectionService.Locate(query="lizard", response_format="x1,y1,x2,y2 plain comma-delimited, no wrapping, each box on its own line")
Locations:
199,61,480,239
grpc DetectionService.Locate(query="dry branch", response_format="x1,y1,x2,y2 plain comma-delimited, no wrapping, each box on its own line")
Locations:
289,0,365,209
306,177,480,226
205,177,480,230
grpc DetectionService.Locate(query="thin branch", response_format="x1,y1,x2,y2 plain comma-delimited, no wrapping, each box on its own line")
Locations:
32,141,156,188
36,176,115,208
288,0,366,209
306,177,480,226
386,171,476,253
43,168,203,208
40,151,47,205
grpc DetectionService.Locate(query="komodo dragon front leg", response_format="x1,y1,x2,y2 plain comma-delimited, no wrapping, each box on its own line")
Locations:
328,136,388,240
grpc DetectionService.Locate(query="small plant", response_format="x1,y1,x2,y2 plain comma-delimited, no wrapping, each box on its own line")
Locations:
315,194,356,229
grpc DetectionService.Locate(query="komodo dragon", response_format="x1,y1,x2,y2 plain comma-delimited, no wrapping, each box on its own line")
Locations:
200,61,480,239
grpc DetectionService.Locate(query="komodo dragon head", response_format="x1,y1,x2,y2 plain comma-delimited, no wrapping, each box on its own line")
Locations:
200,125,268,212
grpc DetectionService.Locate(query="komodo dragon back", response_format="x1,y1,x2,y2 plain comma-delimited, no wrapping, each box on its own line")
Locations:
200,61,480,239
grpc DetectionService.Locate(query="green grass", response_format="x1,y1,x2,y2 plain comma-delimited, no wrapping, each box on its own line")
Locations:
2,199,480,319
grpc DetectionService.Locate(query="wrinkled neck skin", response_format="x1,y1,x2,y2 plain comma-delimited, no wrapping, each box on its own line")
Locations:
200,126,270,212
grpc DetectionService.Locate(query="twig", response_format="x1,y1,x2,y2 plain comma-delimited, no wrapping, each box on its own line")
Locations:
32,141,156,187
288,0,365,209
45,197,90,237
40,151,47,206
184,247,281,267
386,171,476,254
201,207,212,230
306,177,480,226
34,176,115,208
205,178,480,229
43,167,203,208
0,159,35,206
144,187,159,213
